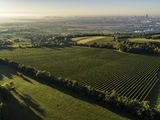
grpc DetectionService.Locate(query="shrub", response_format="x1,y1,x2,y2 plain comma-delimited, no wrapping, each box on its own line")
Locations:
0,58,160,119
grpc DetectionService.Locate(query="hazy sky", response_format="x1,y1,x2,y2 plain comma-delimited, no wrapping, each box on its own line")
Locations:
0,0,159,16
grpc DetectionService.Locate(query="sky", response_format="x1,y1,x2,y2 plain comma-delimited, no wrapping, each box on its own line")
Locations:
0,0,159,17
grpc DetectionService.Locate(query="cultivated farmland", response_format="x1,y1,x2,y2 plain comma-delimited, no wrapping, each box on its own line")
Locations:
127,38,160,43
0,63,130,120
72,36,115,45
0,46,159,102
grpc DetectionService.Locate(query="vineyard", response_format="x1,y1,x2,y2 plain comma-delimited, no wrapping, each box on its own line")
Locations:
0,46,159,102
81,63,160,101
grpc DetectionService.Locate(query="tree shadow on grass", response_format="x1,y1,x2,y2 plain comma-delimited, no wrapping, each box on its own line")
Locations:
12,89,45,117
18,74,33,84
0,88,43,120
0,74,3,81
0,63,33,84
0,63,20,80
0,64,15,79
0,63,17,84
0,63,136,119
36,79,137,120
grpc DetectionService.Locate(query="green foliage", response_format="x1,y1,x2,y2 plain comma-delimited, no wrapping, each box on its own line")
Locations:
72,34,160,55
0,47,160,101
0,64,129,120
116,36,160,54
151,34,160,39
0,57,160,120
1,81,15,91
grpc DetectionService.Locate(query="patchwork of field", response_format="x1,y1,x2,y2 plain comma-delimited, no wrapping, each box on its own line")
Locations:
72,36,160,45
72,36,114,45
0,64,130,120
0,46,160,101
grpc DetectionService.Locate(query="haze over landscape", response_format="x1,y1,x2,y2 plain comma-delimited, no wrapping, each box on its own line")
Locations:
0,0,159,17
1,1,160,120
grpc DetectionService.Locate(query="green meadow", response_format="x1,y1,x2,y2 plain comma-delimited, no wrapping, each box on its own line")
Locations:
0,63,131,120
0,46,160,101
72,36,115,45
127,38,160,43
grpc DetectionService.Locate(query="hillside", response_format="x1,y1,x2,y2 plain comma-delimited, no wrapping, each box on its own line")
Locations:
0,63,131,120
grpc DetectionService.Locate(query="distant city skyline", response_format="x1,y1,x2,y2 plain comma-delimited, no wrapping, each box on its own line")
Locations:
0,0,159,17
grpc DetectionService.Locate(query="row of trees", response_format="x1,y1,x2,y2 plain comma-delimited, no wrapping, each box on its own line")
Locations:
67,33,160,55
0,39,13,48
115,33,160,40
73,36,160,55
117,40,160,54
25,34,75,47
0,34,75,49
0,32,160,55
0,58,160,119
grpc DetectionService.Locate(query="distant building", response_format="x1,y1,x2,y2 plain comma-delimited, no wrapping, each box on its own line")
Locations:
146,14,149,19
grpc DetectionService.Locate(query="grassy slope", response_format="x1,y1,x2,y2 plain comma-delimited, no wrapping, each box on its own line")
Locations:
73,36,107,44
72,36,114,45
0,47,159,90
127,38,160,43
72,36,160,44
86,36,115,45
0,63,131,120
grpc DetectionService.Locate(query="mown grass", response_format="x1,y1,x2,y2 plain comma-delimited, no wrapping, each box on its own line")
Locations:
127,38,160,43
72,36,114,45
0,63,131,120
86,36,115,45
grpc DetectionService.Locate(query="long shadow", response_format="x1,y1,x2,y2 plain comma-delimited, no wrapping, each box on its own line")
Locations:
19,74,33,84
12,89,45,117
0,63,17,79
0,62,136,119
0,63,33,84
0,88,42,120
0,74,3,81
36,79,137,119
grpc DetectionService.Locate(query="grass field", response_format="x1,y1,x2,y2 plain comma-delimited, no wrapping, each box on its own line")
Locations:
0,63,131,120
0,46,160,102
127,38,160,43
72,36,115,45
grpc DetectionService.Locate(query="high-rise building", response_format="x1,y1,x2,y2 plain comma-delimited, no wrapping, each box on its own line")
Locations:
146,14,149,19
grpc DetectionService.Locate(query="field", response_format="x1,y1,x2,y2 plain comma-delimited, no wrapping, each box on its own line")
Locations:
0,63,131,120
0,46,160,102
127,38,160,43
72,36,115,45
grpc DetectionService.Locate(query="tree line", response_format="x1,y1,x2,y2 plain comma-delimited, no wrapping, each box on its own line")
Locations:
0,58,159,120
116,36,160,54
72,33,160,55
0,32,160,55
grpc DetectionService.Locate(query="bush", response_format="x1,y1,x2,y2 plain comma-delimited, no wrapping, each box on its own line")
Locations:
0,58,159,119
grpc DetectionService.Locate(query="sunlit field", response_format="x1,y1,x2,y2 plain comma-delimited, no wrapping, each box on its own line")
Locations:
128,38,160,43
0,63,130,120
0,46,160,102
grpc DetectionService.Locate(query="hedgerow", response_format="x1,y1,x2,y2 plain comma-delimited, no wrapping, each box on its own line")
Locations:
0,58,159,119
